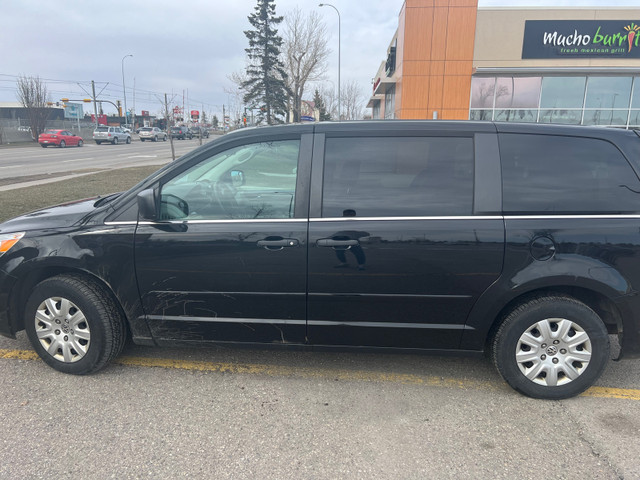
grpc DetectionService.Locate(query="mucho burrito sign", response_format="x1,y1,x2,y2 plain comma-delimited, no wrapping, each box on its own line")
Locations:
522,20,640,58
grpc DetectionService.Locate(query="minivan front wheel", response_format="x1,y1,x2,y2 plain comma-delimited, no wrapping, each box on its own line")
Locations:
492,296,609,399
24,275,126,375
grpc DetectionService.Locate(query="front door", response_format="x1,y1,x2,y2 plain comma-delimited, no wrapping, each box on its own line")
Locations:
134,133,312,344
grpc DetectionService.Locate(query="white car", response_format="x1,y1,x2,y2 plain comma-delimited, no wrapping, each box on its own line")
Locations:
138,127,167,142
93,126,131,145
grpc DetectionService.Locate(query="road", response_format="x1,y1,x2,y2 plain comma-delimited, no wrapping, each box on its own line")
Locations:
0,331,639,479
0,135,219,182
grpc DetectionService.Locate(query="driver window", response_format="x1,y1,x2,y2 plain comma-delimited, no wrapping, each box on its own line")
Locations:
159,139,300,220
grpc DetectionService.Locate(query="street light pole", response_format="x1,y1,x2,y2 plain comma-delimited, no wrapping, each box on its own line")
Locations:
121,54,133,125
319,3,340,121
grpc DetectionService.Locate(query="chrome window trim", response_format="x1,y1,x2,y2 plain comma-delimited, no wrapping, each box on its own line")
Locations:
105,214,640,226
312,216,502,222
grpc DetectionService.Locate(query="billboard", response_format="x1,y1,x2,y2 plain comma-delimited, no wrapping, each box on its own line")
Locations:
64,103,83,120
522,20,640,59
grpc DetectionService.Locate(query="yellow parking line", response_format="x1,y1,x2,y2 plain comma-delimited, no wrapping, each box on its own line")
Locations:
1,348,639,400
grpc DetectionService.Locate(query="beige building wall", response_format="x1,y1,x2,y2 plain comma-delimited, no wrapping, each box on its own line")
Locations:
474,8,640,69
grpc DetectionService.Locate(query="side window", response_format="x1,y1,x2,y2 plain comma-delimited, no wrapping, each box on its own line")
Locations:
160,139,300,220
500,134,640,214
321,136,474,217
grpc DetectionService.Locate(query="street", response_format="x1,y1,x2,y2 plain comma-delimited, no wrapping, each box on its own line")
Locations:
0,135,219,185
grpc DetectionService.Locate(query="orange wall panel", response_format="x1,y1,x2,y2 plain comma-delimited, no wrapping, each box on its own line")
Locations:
403,8,433,61
444,60,473,76
430,8,450,61
442,75,473,109
403,61,432,76
401,76,430,110
444,7,477,60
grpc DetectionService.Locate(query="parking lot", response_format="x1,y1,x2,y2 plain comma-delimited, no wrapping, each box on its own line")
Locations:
0,142,639,479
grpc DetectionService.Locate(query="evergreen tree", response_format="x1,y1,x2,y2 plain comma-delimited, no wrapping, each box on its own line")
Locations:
212,115,219,129
313,88,331,121
242,0,289,125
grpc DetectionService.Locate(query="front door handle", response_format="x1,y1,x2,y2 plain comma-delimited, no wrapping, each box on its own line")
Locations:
316,238,359,248
257,237,299,250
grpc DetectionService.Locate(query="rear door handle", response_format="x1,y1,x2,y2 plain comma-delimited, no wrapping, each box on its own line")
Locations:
257,237,299,250
316,238,359,248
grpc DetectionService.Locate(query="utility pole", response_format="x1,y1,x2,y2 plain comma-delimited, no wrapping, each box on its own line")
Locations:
91,80,98,129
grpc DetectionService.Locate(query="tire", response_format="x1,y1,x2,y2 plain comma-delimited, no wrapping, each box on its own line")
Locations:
24,274,127,375
96,141,102,145
126,136,131,144
77,140,83,147
492,295,609,399
153,136,157,142
41,144,47,148
163,135,167,141
141,138,145,142
59,140,66,148
112,137,118,145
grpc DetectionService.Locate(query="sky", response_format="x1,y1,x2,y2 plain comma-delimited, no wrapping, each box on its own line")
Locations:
1,0,638,120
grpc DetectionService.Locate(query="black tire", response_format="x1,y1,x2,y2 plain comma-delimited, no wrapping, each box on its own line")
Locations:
163,135,167,141
41,144,47,148
24,274,127,375
59,140,66,148
126,136,131,144
492,295,609,399
112,137,118,145
153,136,157,142
77,139,83,147
96,141,102,145
141,138,145,142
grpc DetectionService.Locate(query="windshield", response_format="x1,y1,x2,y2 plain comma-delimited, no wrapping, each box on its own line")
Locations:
140,127,152,132
96,126,109,132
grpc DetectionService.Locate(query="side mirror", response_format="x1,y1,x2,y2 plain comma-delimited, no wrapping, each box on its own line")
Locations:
137,188,157,221
230,170,245,187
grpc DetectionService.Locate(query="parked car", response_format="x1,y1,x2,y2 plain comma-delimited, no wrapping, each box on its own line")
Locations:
189,126,209,138
38,129,84,148
170,126,192,140
93,126,131,145
138,127,167,142
1,121,640,399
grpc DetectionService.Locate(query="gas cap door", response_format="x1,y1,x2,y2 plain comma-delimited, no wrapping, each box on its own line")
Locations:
530,235,556,261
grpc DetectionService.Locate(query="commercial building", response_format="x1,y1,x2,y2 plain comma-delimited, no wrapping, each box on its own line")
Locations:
368,0,640,128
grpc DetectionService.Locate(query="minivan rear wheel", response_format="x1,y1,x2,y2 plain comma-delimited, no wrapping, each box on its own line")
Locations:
492,295,609,399
24,274,127,375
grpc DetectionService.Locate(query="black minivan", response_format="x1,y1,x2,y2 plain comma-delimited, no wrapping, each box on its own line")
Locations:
1,121,640,399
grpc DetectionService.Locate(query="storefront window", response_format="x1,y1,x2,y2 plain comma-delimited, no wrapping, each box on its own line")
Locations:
470,77,496,108
470,75,638,128
495,77,541,108
538,109,582,125
630,77,640,109
494,109,537,122
585,77,632,109
384,85,395,120
540,77,586,109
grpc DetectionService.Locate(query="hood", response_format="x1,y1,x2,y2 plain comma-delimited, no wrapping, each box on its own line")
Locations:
0,196,104,233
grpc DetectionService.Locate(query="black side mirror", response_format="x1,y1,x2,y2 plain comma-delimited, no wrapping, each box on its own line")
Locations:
137,188,157,221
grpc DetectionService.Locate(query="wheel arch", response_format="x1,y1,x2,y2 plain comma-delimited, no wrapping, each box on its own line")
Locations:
9,265,130,338
474,285,623,354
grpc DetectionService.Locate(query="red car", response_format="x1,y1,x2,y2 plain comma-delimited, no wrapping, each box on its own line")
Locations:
38,129,84,148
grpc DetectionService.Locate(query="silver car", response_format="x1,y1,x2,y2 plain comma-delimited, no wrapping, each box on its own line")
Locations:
138,127,167,142
93,126,131,145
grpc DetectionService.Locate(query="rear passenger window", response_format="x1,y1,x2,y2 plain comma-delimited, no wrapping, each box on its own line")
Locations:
500,134,640,214
321,137,474,217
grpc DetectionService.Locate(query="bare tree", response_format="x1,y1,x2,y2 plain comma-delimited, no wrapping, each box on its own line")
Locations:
318,85,338,120
341,80,365,120
283,8,330,123
157,93,177,161
16,75,51,141
226,71,248,126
